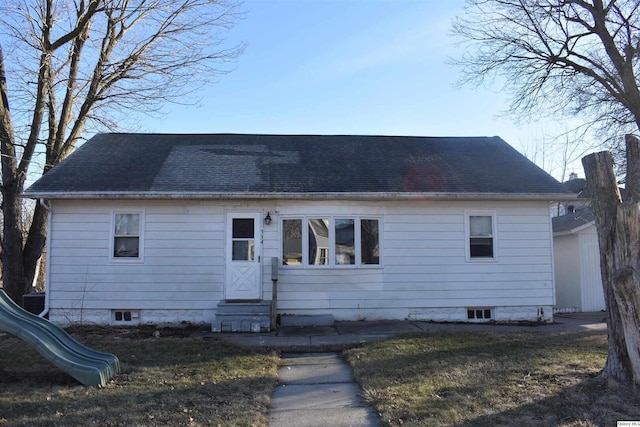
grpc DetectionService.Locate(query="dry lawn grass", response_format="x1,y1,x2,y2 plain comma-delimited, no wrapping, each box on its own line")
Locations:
345,331,640,427
0,325,279,426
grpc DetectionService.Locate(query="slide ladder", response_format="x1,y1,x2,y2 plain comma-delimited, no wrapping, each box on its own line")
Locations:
0,290,120,386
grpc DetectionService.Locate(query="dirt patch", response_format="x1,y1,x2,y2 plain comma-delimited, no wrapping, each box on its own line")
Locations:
64,324,203,340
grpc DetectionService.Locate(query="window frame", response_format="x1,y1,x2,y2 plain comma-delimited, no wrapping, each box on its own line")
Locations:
280,216,382,268
110,210,145,263
465,211,497,262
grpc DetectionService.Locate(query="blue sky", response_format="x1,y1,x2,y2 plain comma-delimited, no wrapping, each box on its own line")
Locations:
142,0,583,180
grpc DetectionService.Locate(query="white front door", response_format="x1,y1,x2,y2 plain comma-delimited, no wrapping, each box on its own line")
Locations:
225,213,262,300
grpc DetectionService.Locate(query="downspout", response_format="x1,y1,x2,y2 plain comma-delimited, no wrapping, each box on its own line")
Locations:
38,199,51,318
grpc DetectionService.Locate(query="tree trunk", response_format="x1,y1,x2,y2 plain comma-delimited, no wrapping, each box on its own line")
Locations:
582,134,640,385
1,181,28,304
612,203,640,385
582,150,633,383
22,201,48,292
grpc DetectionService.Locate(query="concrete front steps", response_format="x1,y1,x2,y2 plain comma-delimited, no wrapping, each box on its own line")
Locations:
212,301,272,332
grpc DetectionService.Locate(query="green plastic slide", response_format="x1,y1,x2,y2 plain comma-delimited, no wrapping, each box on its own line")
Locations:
0,290,120,386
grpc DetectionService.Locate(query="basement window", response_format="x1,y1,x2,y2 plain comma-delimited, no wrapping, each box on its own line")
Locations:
467,308,493,321
112,309,140,325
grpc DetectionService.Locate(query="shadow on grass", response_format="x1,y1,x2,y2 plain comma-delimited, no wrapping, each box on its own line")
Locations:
0,332,279,426
348,330,596,382
1,375,275,426
345,330,638,426
453,376,640,427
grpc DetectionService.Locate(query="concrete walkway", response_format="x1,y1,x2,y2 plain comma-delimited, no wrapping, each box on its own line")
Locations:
206,313,608,427
269,353,381,427
213,312,607,353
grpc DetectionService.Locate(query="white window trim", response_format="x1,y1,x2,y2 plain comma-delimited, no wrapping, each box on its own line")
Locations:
110,209,145,263
465,210,498,262
280,216,382,269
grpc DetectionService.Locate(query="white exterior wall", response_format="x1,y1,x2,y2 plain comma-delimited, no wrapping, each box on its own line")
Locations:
47,199,555,325
553,234,582,310
578,228,605,311
552,225,605,312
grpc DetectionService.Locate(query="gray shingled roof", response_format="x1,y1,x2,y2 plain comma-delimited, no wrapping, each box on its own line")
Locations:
562,177,590,197
25,133,571,199
552,207,595,234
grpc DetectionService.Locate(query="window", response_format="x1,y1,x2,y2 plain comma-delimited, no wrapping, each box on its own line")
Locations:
335,219,355,265
113,212,143,259
282,219,302,265
282,217,380,267
308,218,329,265
112,309,140,325
467,308,493,321
115,311,132,322
361,219,380,265
468,214,495,259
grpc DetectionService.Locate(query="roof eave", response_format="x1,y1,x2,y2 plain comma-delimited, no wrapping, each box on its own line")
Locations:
23,191,578,201
553,221,596,236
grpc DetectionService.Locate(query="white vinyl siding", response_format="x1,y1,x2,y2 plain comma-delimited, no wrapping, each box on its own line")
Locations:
274,201,552,319
48,201,225,319
579,231,605,311
553,225,605,312
47,199,555,324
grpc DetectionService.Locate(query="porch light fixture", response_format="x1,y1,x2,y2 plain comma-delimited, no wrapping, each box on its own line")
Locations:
264,212,272,225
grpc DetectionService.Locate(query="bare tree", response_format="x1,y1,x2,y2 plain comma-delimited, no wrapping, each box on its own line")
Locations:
452,0,640,152
453,0,640,385
519,125,593,183
0,0,244,304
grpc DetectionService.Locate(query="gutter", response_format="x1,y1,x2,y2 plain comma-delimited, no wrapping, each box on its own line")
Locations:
23,191,579,202
38,199,51,318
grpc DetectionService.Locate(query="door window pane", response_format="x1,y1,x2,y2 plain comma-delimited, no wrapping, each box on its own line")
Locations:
335,219,355,265
282,219,302,265
233,218,254,238
309,218,329,265
361,219,379,265
232,240,255,261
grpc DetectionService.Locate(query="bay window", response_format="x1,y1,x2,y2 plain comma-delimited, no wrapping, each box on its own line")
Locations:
282,217,380,267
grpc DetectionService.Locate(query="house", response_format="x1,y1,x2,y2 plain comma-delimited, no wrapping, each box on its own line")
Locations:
24,133,573,330
551,172,590,217
552,206,606,312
